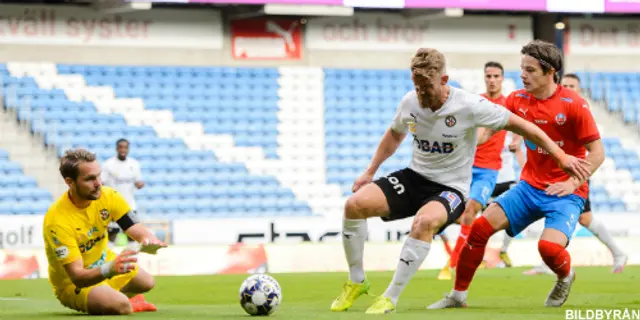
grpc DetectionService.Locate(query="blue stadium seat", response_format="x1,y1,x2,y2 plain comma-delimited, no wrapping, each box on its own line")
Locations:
0,64,317,218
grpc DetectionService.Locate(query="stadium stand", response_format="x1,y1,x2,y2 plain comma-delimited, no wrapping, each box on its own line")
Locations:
1,63,315,218
0,147,52,215
584,71,640,125
0,63,635,216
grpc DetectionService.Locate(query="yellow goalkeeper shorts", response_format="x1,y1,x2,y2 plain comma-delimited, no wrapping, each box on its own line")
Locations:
56,264,139,313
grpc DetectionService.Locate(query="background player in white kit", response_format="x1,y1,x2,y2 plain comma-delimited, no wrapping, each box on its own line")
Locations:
329,48,590,315
517,73,628,275
101,139,145,246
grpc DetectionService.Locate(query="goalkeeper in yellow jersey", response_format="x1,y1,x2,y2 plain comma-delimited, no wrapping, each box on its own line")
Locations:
43,149,167,315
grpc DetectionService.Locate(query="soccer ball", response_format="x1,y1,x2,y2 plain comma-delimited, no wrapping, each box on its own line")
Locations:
239,274,282,316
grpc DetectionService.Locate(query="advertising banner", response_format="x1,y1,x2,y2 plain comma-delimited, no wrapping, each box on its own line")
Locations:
171,213,640,245
547,0,605,12
0,5,223,48
1,238,637,279
604,0,640,13
230,18,302,60
305,14,532,53
567,18,640,55
404,0,546,10
0,215,44,250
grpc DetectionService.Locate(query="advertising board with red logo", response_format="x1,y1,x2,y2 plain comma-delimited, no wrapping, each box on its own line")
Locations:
230,18,302,60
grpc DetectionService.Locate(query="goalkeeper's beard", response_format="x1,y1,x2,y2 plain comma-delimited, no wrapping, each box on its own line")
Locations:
77,184,101,200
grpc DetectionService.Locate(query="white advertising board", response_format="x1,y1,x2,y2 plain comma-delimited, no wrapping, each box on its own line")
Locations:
0,215,44,249
1,238,637,279
305,14,532,53
568,18,640,55
0,5,223,48
171,213,640,245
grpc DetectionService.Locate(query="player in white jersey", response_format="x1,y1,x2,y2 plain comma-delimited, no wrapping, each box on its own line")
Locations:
101,139,145,246
520,73,628,275
329,48,591,315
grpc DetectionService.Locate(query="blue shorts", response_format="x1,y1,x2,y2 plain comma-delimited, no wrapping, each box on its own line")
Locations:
495,181,586,240
469,166,499,206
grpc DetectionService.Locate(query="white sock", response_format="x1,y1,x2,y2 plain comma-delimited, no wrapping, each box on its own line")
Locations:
501,233,513,253
587,219,625,256
383,237,431,305
343,219,368,283
451,289,468,302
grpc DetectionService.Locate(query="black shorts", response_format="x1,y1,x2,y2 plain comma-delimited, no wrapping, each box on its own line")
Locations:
373,168,465,234
582,197,591,214
491,181,516,198
582,180,591,214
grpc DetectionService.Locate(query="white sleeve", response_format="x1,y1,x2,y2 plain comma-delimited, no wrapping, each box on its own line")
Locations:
134,160,143,181
472,97,511,130
101,160,113,186
390,92,410,133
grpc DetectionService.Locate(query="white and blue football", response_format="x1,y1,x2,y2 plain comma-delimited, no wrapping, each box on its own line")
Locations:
239,274,282,316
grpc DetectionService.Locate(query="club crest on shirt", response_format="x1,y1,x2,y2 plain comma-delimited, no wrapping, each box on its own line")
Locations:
445,115,456,127
100,209,110,221
555,113,567,125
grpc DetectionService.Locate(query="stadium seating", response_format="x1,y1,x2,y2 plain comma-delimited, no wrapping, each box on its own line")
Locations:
0,147,52,214
0,63,635,217
1,63,314,218
579,71,640,125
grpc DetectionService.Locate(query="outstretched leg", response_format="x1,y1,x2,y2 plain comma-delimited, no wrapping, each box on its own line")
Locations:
367,195,461,315
331,183,389,312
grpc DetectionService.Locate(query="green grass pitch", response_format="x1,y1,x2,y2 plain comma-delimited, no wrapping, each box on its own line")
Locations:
0,267,638,319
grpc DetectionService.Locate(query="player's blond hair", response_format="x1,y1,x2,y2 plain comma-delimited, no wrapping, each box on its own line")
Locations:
521,40,563,83
59,148,97,181
411,48,446,79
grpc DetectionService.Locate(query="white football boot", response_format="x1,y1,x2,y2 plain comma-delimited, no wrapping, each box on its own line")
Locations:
427,292,467,309
544,269,576,307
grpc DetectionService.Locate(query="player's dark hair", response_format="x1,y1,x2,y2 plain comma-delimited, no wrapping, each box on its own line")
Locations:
60,148,97,181
562,73,580,83
116,138,129,147
484,61,504,75
521,40,563,84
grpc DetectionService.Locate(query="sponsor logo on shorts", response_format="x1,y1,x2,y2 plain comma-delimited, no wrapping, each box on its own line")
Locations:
439,191,462,212
387,176,405,195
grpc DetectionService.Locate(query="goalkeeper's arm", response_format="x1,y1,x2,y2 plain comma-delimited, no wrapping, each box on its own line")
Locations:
118,213,167,254
64,252,137,288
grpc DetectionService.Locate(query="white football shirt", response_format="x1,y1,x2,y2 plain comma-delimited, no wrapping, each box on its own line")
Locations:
101,157,143,211
497,133,516,184
390,87,511,198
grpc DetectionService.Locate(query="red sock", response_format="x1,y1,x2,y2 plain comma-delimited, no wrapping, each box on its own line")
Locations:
443,239,453,256
454,216,495,291
450,224,471,268
538,240,571,278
